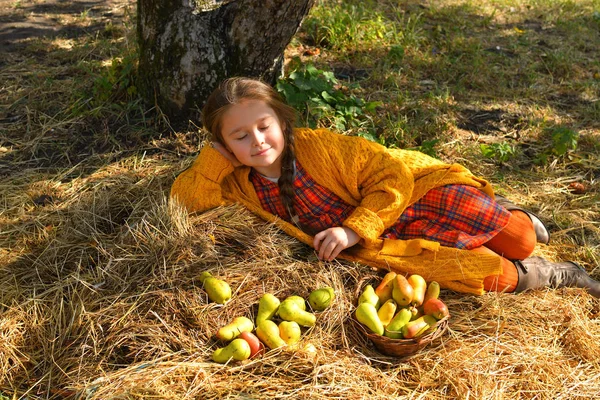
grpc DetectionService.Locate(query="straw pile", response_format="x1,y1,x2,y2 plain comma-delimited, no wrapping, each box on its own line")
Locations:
1,162,599,398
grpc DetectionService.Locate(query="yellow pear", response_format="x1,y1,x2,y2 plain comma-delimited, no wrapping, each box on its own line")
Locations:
392,275,413,306
238,331,264,358
407,274,427,306
256,293,280,324
216,316,254,341
358,284,380,309
384,308,412,339
199,271,231,304
256,320,287,349
423,281,440,304
377,299,397,327
283,295,306,311
374,271,397,303
212,338,251,363
279,321,302,345
355,302,384,335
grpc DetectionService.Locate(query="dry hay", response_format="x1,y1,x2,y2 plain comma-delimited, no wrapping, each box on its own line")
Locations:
1,160,599,399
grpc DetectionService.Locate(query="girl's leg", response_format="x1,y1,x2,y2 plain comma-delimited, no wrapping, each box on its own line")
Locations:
495,195,550,244
476,244,600,298
471,246,519,292
483,210,537,260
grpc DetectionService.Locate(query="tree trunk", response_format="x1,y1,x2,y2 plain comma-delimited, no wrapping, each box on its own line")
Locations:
137,0,315,123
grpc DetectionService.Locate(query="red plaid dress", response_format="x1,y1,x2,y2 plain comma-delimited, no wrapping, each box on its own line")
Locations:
249,162,511,249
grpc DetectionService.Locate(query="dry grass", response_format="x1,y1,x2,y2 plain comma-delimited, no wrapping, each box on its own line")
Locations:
1,0,600,399
1,159,599,399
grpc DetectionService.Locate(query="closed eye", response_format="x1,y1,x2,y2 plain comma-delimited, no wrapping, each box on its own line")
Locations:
234,134,248,141
259,125,270,131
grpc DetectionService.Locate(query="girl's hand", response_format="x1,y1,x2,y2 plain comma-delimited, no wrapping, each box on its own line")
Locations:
313,227,360,261
212,142,243,167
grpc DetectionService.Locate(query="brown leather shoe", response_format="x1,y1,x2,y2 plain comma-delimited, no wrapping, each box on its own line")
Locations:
495,195,550,244
514,256,600,298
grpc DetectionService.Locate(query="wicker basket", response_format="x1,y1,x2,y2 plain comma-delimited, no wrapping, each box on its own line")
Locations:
353,274,450,358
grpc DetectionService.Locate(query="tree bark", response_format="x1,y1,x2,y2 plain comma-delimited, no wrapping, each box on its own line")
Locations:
137,0,315,123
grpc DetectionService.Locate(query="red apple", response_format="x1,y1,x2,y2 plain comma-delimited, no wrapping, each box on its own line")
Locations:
238,331,264,358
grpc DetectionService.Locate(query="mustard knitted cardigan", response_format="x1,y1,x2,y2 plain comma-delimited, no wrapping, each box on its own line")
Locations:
170,128,503,294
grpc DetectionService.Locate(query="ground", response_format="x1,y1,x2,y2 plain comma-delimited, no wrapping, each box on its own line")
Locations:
1,1,599,399
0,0,126,52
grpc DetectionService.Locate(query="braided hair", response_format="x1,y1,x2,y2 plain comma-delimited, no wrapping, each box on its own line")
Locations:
202,78,298,219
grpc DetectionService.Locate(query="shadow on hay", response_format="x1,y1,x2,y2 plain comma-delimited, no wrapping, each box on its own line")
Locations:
0,164,345,395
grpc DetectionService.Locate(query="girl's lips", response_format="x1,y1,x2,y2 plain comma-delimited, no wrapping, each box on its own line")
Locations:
253,148,270,156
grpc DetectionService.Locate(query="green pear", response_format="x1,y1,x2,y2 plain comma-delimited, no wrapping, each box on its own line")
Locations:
256,293,280,324
283,295,306,311
279,321,302,345
355,302,384,335
278,299,316,327
212,338,251,363
384,307,412,339
358,284,380,309
423,314,439,334
308,287,335,311
199,271,231,304
423,281,440,304
216,316,254,341
409,305,424,321
256,320,287,349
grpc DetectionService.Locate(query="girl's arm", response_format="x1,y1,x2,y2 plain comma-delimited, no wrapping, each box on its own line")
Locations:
313,226,361,261
170,144,237,213
317,130,415,247
344,148,414,247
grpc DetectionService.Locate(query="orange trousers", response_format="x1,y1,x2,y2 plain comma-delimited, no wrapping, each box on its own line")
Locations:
475,210,537,292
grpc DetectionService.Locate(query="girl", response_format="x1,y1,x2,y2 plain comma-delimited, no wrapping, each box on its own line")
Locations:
170,77,600,298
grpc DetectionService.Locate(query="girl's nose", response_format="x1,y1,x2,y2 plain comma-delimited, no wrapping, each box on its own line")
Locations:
251,129,265,146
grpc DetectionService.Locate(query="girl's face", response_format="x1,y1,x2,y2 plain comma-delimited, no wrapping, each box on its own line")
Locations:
220,99,285,178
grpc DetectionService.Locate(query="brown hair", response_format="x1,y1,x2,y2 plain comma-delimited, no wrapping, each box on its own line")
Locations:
202,77,298,219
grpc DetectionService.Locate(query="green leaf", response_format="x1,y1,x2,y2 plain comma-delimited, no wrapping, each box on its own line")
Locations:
480,144,494,158
415,139,440,158
306,64,320,77
321,90,337,105
358,132,379,142
364,101,382,112
551,127,578,155
322,71,337,84
278,63,377,128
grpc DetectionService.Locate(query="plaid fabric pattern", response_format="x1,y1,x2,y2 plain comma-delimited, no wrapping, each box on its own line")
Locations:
250,162,510,249
381,185,511,249
250,163,354,234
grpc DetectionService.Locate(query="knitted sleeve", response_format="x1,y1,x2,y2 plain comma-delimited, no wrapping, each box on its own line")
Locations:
309,130,415,247
170,144,236,213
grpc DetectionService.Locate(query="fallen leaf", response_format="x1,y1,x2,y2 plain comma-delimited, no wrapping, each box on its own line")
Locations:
568,182,587,194
303,47,321,56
